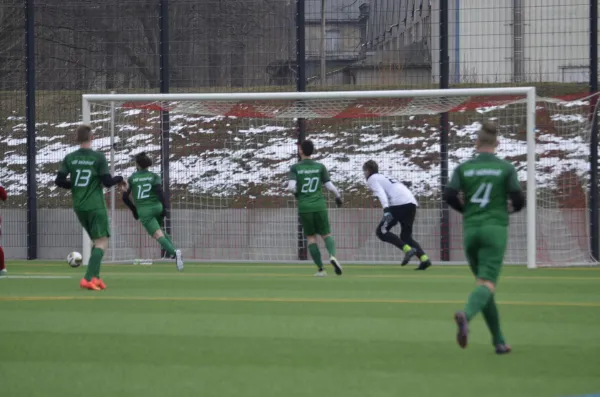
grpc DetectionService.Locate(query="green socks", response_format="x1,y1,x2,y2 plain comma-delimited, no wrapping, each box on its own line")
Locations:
324,236,336,257
158,236,177,257
310,238,336,270
464,285,505,345
308,243,324,270
464,285,493,321
402,245,412,253
482,296,505,345
84,248,105,281
164,232,174,246
419,254,429,262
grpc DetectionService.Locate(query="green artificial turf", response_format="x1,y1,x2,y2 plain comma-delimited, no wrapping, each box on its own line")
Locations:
1,262,599,397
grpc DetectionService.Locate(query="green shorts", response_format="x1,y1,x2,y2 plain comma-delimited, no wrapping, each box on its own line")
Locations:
137,205,163,236
463,225,508,284
76,209,110,240
299,210,331,236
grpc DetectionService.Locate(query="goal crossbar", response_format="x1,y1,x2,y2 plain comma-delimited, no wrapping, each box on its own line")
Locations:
82,87,536,103
81,87,537,268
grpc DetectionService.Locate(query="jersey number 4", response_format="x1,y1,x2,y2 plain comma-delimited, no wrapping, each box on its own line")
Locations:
74,169,92,187
300,177,320,193
471,183,493,208
136,183,152,200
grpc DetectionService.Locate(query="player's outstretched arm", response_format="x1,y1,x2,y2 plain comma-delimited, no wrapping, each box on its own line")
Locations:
443,187,464,213
100,174,124,188
320,165,342,206
508,191,525,213
286,180,297,192
55,172,72,190
444,167,464,213
154,185,168,217
96,153,124,188
323,181,343,207
287,164,299,197
286,180,299,199
506,165,525,213
121,189,138,220
55,157,72,189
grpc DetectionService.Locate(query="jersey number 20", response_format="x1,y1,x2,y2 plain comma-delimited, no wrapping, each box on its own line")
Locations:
471,183,493,208
301,177,320,193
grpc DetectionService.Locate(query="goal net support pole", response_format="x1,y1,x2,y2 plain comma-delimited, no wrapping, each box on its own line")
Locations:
526,90,536,269
81,87,538,268
81,96,92,266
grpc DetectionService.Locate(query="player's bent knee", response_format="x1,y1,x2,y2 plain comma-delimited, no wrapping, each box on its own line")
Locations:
476,278,496,293
93,237,109,251
375,227,386,241
306,235,317,245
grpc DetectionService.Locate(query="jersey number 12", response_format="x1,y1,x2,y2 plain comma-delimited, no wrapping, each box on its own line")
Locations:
136,183,152,200
471,183,493,208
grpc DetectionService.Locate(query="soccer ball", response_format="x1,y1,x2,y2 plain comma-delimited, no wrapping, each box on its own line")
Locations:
67,252,83,268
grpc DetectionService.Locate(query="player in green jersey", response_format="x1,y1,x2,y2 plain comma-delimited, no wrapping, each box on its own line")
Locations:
55,124,126,291
288,140,343,276
443,122,525,354
122,152,183,271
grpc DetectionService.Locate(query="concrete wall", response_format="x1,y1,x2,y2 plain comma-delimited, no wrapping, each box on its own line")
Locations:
454,0,592,83
351,66,431,87
524,0,591,82
2,208,591,265
455,0,513,83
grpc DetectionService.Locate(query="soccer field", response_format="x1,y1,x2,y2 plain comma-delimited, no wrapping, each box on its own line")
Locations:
1,262,599,397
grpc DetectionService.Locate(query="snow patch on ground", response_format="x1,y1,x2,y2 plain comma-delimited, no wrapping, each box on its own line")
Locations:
0,100,594,199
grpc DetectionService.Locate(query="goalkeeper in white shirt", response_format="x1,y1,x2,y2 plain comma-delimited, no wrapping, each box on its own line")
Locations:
363,160,432,270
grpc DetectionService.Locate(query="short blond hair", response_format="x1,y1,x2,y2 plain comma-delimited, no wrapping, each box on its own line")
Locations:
477,122,497,147
76,124,93,143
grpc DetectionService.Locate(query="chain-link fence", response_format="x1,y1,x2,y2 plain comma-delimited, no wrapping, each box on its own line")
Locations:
0,0,598,260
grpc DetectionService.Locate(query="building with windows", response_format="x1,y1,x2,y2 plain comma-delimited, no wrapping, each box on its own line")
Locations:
359,0,592,85
304,0,364,83
349,0,433,85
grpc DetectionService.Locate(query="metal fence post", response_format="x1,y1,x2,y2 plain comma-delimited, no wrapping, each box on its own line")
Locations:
25,0,37,260
440,0,450,262
296,0,307,260
159,0,171,257
590,0,599,260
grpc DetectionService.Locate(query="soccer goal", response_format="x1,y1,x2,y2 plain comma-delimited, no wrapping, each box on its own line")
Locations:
80,87,598,268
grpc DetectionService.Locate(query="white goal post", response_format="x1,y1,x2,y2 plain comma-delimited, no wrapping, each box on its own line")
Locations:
80,88,543,267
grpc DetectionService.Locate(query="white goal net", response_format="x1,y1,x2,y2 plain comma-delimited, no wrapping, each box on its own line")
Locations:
81,88,598,268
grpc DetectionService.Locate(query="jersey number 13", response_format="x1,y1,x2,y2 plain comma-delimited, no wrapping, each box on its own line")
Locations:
74,169,92,187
